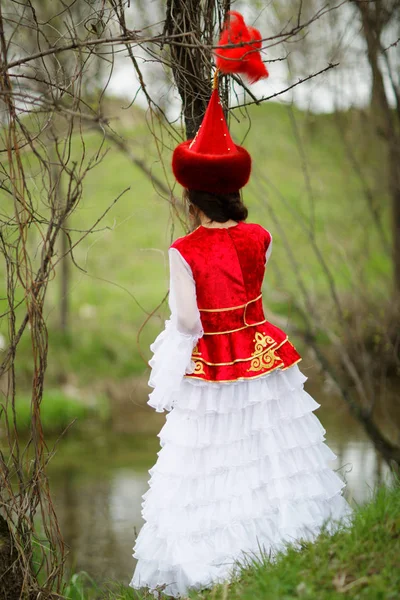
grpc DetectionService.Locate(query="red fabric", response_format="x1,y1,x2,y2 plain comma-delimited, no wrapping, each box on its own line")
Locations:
172,90,251,193
172,140,251,194
199,296,264,333
190,89,236,154
215,11,269,83
171,11,269,193
248,26,262,50
171,221,301,382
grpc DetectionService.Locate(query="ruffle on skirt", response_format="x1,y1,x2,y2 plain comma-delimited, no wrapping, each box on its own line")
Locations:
129,365,353,598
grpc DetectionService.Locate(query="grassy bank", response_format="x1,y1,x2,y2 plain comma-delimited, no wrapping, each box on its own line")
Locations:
63,480,399,599
0,389,110,436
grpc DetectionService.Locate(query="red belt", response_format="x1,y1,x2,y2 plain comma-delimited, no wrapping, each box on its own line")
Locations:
198,294,266,335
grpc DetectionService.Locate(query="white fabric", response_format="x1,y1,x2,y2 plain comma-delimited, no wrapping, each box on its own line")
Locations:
168,248,203,338
265,233,273,264
130,364,354,598
147,248,203,413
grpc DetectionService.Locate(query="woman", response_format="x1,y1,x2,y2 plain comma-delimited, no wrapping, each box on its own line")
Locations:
130,13,353,598
129,190,353,597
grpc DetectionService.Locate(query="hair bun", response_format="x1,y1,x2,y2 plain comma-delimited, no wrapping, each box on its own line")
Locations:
186,189,248,223
227,195,248,221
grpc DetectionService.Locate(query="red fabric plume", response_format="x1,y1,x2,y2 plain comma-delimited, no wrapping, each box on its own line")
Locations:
215,11,269,84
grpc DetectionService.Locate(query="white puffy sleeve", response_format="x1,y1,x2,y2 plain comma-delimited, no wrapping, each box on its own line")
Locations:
147,247,203,412
265,232,273,265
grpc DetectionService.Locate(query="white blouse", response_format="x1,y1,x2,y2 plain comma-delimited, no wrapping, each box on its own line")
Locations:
147,235,273,412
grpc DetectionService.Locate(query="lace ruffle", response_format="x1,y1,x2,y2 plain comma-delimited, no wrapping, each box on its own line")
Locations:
132,491,352,598
130,365,354,598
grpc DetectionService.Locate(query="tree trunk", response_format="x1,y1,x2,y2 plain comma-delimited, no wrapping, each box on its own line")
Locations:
352,0,400,298
0,515,24,600
166,0,230,140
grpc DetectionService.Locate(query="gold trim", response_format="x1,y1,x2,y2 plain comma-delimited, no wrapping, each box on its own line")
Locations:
268,336,288,353
280,357,302,370
202,319,267,336
189,336,290,367
213,68,219,90
192,337,287,366
244,295,263,325
184,340,301,382
184,360,286,383
199,293,262,313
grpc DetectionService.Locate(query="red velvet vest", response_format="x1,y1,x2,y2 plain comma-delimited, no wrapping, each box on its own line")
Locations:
170,221,301,382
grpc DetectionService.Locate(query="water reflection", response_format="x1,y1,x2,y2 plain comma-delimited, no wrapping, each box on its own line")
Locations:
25,369,391,586
53,467,149,585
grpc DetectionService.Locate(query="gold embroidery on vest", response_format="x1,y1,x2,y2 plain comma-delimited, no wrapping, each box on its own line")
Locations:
253,332,274,353
192,345,202,356
247,332,281,373
190,337,290,367
184,338,301,381
193,361,205,374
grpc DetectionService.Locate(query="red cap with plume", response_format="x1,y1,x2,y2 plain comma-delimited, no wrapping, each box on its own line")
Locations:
215,11,269,83
172,11,269,194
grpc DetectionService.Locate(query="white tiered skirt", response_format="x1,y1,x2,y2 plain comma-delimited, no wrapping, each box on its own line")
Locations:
129,365,353,598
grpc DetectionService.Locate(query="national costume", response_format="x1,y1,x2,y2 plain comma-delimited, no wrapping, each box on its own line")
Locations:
129,11,353,598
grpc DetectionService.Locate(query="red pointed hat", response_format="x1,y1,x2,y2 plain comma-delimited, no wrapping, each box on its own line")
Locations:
172,11,269,194
172,87,252,194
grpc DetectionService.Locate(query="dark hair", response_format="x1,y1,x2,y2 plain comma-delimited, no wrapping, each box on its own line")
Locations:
184,189,248,223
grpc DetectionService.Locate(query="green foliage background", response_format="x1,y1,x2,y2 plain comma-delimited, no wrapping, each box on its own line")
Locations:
0,100,390,389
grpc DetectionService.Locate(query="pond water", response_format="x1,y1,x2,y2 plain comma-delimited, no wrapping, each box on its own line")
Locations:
43,370,395,588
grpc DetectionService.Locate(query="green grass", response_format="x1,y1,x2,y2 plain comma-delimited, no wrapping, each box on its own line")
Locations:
62,480,400,599
0,99,391,388
2,388,110,435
